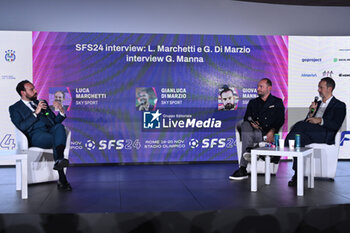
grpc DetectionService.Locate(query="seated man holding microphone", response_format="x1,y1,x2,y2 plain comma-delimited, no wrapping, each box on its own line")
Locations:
285,77,346,186
9,80,72,191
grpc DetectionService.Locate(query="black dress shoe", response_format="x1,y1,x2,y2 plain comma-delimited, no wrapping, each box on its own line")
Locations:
57,182,72,191
288,175,297,187
53,159,69,170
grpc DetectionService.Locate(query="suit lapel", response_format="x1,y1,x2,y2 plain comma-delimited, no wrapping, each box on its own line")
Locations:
323,97,336,117
19,100,33,116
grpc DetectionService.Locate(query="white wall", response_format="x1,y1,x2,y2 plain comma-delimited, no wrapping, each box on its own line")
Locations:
0,31,32,154
0,0,350,35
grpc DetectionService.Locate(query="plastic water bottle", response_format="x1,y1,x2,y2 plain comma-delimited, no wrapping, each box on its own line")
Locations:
295,134,301,148
274,134,279,147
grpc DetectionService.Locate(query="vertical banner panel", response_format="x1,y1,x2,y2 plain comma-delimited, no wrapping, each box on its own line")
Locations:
0,31,32,154
289,36,350,158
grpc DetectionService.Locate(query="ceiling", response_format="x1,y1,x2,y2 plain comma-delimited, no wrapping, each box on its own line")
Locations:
236,0,350,6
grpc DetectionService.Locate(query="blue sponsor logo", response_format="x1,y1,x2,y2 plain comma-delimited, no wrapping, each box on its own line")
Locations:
301,58,322,63
301,73,317,78
1,75,16,80
0,134,16,150
340,131,350,146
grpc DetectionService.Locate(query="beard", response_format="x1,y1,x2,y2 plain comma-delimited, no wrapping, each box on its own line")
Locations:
224,103,234,110
258,92,265,98
27,93,37,101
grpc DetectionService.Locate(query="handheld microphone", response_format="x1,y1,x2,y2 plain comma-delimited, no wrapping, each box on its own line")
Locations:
248,116,258,125
39,99,49,116
310,96,319,113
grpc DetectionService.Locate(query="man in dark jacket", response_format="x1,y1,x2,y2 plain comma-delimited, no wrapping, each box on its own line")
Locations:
286,77,346,186
9,80,72,191
229,78,285,180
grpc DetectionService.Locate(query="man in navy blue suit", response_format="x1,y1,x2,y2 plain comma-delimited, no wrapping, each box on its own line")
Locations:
9,80,72,191
286,77,346,186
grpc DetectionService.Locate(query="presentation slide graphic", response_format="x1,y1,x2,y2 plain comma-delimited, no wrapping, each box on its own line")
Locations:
31,32,288,163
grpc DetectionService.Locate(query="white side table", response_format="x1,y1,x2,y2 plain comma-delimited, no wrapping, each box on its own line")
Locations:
0,154,28,199
250,147,314,196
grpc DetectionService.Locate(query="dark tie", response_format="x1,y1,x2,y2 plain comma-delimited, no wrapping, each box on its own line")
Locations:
31,101,55,127
29,101,37,111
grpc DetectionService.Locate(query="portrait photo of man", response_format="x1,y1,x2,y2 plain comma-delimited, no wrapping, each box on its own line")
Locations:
136,87,157,111
49,88,71,112
218,85,239,111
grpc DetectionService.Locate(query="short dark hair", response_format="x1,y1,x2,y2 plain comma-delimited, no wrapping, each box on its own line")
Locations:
321,77,335,91
16,80,31,96
55,90,65,98
260,78,272,87
220,85,234,97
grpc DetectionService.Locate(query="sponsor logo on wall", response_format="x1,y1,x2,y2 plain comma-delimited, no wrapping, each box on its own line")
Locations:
1,75,16,80
0,134,16,150
340,131,350,146
322,71,333,77
4,50,16,62
333,58,350,62
339,73,350,77
301,58,322,63
301,73,317,78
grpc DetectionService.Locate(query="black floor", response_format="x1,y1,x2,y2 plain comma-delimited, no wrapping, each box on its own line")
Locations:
1,161,350,214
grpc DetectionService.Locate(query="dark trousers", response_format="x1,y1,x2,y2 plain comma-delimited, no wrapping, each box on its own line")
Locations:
285,121,327,171
30,123,67,161
29,123,68,183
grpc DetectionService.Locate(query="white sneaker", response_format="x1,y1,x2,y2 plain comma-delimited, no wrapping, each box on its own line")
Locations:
259,142,270,147
243,152,251,161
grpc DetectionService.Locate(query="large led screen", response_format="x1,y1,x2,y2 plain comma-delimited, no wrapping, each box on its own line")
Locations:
32,32,288,163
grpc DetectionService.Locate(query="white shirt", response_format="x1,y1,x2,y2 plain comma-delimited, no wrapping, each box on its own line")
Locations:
21,99,37,116
315,96,333,125
21,99,65,117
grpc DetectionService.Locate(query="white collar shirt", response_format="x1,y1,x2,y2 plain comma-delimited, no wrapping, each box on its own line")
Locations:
315,96,333,118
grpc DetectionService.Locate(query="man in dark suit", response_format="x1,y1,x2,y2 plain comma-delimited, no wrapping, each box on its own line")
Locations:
9,80,72,191
286,77,346,186
229,78,285,180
